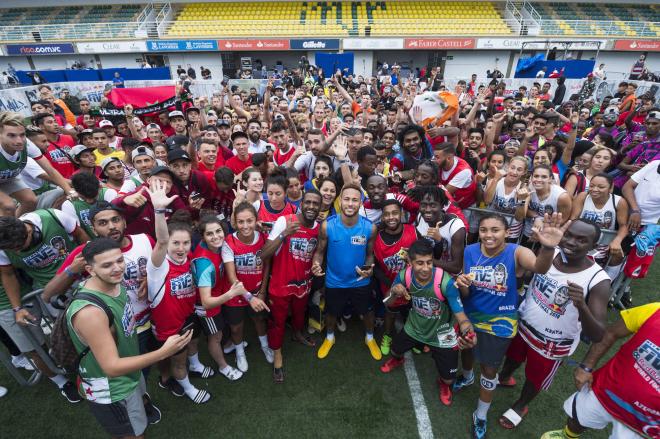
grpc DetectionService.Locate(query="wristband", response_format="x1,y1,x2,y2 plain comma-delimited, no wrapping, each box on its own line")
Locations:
243,292,254,302
515,200,526,207
64,267,78,279
12,306,22,313
154,208,167,215
578,363,593,373
630,209,641,214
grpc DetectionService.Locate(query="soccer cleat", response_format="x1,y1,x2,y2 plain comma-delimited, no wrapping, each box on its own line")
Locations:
11,354,34,371
236,353,248,372
60,381,82,403
472,412,487,439
380,334,392,356
317,338,335,359
158,376,185,397
273,367,284,383
540,431,566,439
262,346,274,364
438,379,452,406
380,356,405,373
453,374,475,392
365,338,382,360
143,393,162,425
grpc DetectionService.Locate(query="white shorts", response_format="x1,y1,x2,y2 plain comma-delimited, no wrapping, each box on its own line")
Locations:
563,387,643,439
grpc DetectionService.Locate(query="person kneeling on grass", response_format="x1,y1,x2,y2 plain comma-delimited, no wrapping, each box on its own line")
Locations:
67,238,193,438
380,239,477,406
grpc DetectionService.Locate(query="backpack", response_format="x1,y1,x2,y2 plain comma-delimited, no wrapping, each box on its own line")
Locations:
403,266,450,302
50,292,115,374
561,169,586,196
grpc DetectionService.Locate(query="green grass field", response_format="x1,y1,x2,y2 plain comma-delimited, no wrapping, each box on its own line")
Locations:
1,262,657,439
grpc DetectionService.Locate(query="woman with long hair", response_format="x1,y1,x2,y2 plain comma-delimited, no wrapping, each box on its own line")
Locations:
563,147,614,196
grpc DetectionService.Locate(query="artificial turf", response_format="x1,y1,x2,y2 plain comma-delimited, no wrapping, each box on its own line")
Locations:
0,261,657,439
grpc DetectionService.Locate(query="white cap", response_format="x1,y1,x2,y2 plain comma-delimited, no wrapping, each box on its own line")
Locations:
169,110,185,119
70,144,95,158
99,119,114,128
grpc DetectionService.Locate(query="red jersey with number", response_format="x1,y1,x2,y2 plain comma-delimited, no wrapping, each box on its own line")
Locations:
269,215,319,298
150,257,196,341
224,233,266,307
592,308,660,438
192,244,224,318
374,224,418,306
258,200,296,223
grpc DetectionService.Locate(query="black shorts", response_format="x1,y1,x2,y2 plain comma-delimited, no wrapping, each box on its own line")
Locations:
324,285,373,317
391,330,458,380
385,303,410,318
150,315,201,355
198,313,225,336
473,331,513,369
87,379,147,437
222,305,267,326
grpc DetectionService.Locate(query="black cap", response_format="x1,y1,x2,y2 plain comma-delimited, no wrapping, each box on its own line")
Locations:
149,165,176,180
89,201,123,222
216,119,230,127
167,149,191,163
230,131,249,142
185,106,200,113
165,135,189,151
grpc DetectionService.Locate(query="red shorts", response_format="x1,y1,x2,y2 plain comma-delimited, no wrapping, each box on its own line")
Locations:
505,333,562,391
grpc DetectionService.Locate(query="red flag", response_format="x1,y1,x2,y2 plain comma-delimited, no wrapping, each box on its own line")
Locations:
108,86,176,108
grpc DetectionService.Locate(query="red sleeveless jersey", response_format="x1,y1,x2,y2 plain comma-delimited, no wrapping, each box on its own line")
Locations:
224,233,266,307
150,258,196,341
191,244,224,318
269,215,319,298
592,308,660,437
258,200,296,224
439,157,476,209
374,224,418,307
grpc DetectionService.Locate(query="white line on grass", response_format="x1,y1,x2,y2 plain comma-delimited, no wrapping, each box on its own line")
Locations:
403,352,434,439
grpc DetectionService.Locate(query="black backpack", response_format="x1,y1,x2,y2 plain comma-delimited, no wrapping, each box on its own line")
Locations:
50,292,114,374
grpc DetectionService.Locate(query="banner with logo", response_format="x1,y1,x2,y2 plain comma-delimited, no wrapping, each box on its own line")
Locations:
476,38,608,50
290,39,340,50
217,39,290,51
76,41,147,54
6,43,75,56
614,40,660,52
343,38,404,50
97,96,178,117
404,38,475,50
147,40,218,52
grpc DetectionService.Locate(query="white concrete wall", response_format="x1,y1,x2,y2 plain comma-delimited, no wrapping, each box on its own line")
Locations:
98,53,144,69
166,52,223,80
1,57,32,71
352,51,374,79
444,50,510,80
30,55,72,70
581,51,659,80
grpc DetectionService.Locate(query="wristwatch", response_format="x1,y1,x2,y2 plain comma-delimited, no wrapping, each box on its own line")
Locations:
12,306,22,313
578,363,593,373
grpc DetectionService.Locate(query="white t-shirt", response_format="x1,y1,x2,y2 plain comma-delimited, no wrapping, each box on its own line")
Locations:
60,189,118,220
536,70,546,78
0,209,78,265
119,175,144,195
631,160,660,225
441,157,472,188
20,157,47,190
221,233,260,262
108,136,123,150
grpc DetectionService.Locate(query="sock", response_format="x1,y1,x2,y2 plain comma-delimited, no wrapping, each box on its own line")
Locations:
50,374,68,389
188,353,204,372
220,365,231,375
365,332,374,341
563,425,580,438
463,369,474,381
176,375,197,397
235,342,245,356
258,335,269,348
475,399,491,420
326,331,335,341
604,263,623,280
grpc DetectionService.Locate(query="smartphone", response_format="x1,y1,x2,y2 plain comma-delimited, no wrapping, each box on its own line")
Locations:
360,265,371,271
179,321,195,335
190,192,202,201
261,221,274,229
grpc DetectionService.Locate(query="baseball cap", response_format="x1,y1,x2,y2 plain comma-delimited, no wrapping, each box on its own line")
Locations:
169,110,185,119
89,201,123,222
274,85,285,91
70,144,95,158
167,149,191,163
185,106,200,114
647,110,660,121
131,146,156,162
216,119,230,128
149,165,176,180
146,123,161,131
165,135,189,150
100,156,122,171
99,119,114,128
78,128,93,138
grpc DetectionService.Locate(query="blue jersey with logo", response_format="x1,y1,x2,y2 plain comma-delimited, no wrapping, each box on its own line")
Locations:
325,215,373,289
463,243,519,338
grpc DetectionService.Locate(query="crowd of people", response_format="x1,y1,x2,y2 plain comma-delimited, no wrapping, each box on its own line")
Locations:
0,66,658,439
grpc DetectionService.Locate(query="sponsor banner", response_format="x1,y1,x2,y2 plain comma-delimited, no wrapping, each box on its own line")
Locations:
477,38,608,50
98,96,178,117
614,39,660,52
76,41,147,54
6,43,74,56
342,38,404,50
404,38,475,50
217,39,290,51
290,39,340,50
147,40,218,52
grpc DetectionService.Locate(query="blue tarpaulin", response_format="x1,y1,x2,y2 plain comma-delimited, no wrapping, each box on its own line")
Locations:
15,67,171,84
515,57,596,79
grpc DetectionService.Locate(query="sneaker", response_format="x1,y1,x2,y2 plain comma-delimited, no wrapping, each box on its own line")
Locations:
273,367,285,383
143,393,161,425
365,337,382,360
453,374,475,392
471,412,487,439
11,354,34,371
380,334,392,356
219,365,243,381
317,337,335,359
262,346,274,363
380,356,405,373
158,377,185,397
336,318,347,333
223,341,248,354
60,381,82,403
438,379,452,406
0,386,6,398
236,353,248,372
412,347,421,354
540,431,566,439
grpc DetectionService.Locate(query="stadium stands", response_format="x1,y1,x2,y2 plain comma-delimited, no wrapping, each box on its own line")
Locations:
166,1,513,37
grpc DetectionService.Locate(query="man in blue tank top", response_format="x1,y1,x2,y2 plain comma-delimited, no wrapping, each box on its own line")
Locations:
312,183,381,360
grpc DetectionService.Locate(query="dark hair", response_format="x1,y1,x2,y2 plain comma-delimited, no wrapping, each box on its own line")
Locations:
270,119,287,133
266,167,289,191
314,155,333,175
544,141,564,164
468,127,485,138
487,150,506,164
318,176,338,193
25,125,44,139
416,185,449,207
532,163,554,176
286,167,300,181
340,182,363,197
593,132,615,149
31,112,54,127
71,172,100,199
241,166,262,184
408,238,434,260
357,146,377,162
415,160,440,185
252,153,268,168
303,188,322,201
478,212,509,230
121,137,140,152
167,211,193,237
397,124,426,150
433,141,456,154
82,238,121,264
234,201,258,219
92,128,107,136
573,218,601,246
382,198,402,211
589,172,613,187
308,128,324,137
196,137,217,150
214,166,234,185
197,214,228,236
0,216,27,250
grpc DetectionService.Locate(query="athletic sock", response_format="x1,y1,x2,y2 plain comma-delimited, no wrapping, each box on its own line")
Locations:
188,353,204,372
604,263,623,280
219,365,231,375
258,335,269,348
326,331,335,341
475,399,491,421
176,375,197,397
463,369,474,381
365,332,374,341
563,425,580,438
50,374,68,389
235,342,245,356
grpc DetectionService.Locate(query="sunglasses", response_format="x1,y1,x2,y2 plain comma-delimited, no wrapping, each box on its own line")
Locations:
512,127,526,132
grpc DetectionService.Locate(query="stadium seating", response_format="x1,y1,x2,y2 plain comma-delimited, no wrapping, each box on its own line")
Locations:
166,1,513,37
535,2,660,38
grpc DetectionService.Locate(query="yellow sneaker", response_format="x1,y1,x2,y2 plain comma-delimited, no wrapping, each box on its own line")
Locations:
317,338,335,359
365,337,382,360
